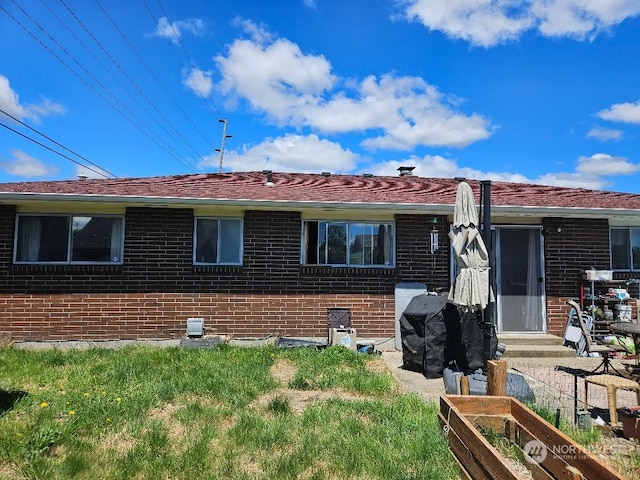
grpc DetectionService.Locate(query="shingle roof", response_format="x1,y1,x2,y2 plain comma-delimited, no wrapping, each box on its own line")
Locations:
1,171,640,212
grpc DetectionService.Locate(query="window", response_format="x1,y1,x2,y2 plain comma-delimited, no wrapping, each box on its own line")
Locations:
15,214,124,264
611,227,640,270
303,221,394,267
194,218,243,265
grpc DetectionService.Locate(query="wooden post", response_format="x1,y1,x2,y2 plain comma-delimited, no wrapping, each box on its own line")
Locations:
460,375,470,395
487,360,507,396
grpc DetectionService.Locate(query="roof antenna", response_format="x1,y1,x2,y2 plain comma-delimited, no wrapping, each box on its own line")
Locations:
215,118,232,173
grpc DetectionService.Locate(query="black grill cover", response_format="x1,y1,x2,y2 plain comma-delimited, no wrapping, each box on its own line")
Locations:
400,294,496,378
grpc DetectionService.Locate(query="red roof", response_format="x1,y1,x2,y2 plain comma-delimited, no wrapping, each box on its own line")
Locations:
0,171,639,211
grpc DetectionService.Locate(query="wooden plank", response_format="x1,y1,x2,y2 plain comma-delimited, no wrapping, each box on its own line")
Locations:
450,452,474,480
438,413,491,480
460,375,470,395
513,419,578,479
487,360,507,396
440,397,523,480
525,457,556,480
510,398,625,480
463,413,512,433
565,466,585,479
443,394,512,416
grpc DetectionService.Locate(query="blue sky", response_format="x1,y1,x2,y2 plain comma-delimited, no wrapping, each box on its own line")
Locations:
2,0,640,192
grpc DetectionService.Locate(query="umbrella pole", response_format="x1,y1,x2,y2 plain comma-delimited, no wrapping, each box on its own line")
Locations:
480,180,494,368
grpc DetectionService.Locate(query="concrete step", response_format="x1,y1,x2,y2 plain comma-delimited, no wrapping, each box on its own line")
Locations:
498,334,564,346
501,344,576,358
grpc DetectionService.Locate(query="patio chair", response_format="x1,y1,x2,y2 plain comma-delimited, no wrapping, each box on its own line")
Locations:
566,300,628,374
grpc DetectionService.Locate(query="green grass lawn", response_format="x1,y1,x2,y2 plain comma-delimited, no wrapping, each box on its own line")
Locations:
0,344,461,480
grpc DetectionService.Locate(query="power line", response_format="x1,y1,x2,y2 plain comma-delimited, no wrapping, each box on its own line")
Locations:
37,0,183,159
144,0,225,121
2,2,199,173
0,108,118,178
94,0,217,152
149,0,240,172
55,0,205,164
0,119,112,179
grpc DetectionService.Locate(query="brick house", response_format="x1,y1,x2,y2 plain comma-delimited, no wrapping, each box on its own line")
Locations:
1,171,639,343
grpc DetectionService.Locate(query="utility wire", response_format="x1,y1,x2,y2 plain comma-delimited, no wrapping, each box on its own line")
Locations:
144,0,225,121
2,2,199,173
0,108,118,178
94,0,217,152
0,120,112,179
150,0,239,171
56,0,205,165
39,0,179,156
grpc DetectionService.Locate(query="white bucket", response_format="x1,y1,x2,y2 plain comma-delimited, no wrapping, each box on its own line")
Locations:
614,304,633,322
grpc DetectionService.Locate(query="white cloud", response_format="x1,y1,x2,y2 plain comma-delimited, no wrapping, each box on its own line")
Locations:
304,0,317,8
182,68,213,97
401,0,532,47
367,152,640,190
586,127,622,140
0,149,59,177
215,22,493,149
204,133,358,173
576,152,640,176
399,0,640,47
151,17,205,44
216,23,336,118
0,75,65,124
598,101,640,124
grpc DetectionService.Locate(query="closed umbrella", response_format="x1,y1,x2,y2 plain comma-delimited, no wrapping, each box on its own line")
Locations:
448,182,494,311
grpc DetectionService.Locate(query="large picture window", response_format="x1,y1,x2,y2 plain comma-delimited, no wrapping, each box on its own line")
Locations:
611,227,640,270
303,221,394,267
194,218,243,265
15,214,124,264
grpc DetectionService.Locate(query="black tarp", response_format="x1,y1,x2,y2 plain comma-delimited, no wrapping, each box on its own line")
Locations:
399,293,497,378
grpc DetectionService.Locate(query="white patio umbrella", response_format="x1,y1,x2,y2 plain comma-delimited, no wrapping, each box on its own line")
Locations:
448,182,494,311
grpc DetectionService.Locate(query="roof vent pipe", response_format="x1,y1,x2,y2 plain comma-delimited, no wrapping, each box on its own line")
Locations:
321,171,331,177
77,174,88,181
397,166,415,176
262,169,274,186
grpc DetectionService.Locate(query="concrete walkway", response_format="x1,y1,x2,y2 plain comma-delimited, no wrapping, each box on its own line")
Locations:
380,350,640,423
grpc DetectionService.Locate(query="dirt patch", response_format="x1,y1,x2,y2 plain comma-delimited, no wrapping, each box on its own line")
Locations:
252,387,371,415
98,428,137,456
366,357,393,375
147,403,188,453
270,359,298,386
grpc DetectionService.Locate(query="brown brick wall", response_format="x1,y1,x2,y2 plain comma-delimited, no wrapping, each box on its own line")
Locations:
543,217,611,336
0,206,446,341
1,293,394,341
5,203,620,342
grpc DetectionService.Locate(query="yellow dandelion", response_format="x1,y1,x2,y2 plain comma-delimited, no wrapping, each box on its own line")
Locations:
40,402,48,408
101,391,106,396
115,397,121,403
106,418,112,423
68,410,76,415
83,392,89,397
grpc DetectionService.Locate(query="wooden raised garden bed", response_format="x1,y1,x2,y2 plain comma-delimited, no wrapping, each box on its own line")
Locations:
439,395,625,480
